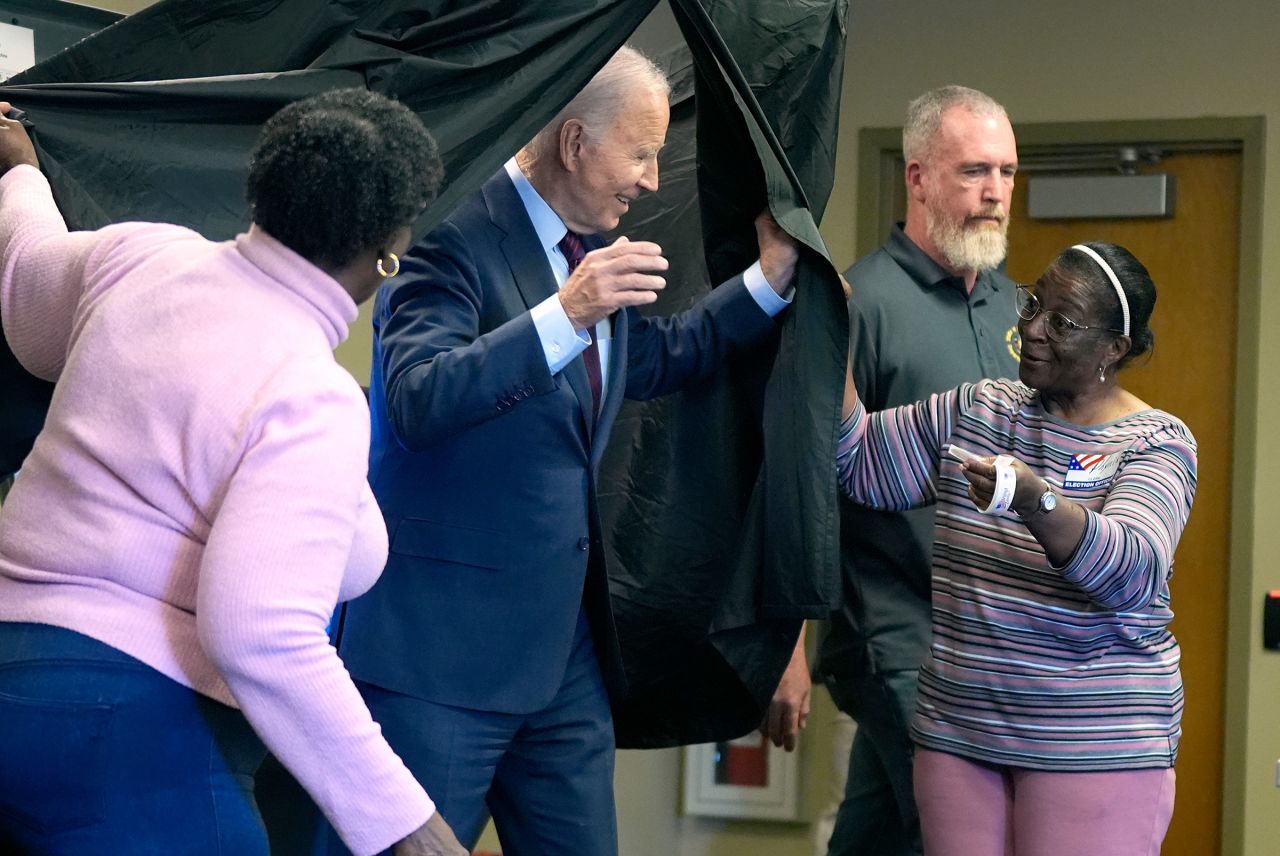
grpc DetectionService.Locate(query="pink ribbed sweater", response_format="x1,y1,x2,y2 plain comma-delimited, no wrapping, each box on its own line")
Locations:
0,165,432,855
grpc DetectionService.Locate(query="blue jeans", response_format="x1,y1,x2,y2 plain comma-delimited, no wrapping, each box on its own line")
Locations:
0,622,268,855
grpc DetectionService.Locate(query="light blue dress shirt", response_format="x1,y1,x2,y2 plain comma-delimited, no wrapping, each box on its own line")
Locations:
505,159,790,401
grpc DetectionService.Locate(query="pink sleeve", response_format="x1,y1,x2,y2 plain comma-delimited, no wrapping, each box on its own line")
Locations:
196,369,432,856
0,165,110,380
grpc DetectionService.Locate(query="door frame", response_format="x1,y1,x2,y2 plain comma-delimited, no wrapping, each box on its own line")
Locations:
855,116,1265,856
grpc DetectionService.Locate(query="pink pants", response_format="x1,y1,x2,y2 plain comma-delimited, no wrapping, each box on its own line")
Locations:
913,749,1175,856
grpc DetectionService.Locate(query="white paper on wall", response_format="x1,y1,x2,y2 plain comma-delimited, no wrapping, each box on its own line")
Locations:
0,21,36,82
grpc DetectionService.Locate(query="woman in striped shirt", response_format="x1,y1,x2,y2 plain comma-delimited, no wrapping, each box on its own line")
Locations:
837,242,1196,856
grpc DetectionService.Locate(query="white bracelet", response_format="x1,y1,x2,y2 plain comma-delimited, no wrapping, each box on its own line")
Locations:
979,454,1017,514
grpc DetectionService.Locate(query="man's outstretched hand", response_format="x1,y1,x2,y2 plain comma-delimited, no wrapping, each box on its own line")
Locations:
558,236,669,330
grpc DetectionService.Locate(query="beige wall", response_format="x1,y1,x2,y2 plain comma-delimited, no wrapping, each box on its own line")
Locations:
85,0,154,14
81,1,1280,854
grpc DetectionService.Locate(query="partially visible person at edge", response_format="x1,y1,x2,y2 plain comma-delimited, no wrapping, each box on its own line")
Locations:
836,240,1195,856
0,91,467,856
330,45,799,856
776,84,1022,856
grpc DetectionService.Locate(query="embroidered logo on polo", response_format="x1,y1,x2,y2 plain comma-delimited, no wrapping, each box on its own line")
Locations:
1061,452,1122,490
1005,326,1021,362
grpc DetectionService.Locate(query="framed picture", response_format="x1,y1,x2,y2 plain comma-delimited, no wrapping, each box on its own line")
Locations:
681,732,801,821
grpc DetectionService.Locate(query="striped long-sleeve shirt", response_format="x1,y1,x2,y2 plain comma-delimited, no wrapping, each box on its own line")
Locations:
836,378,1197,771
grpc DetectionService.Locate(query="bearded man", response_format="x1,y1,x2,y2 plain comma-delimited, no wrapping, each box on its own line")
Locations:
811,85,1022,856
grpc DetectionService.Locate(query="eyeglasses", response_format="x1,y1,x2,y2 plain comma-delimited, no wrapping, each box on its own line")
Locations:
1015,285,1125,343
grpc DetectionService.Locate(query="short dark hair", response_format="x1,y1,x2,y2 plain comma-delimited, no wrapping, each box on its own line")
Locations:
1052,241,1156,368
246,88,442,269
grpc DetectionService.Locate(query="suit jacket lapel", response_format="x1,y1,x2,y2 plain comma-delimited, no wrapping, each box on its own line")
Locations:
593,307,627,467
483,172,558,312
484,171,597,438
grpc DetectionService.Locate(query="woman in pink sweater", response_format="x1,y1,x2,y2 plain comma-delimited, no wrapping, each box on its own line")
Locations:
0,90,464,856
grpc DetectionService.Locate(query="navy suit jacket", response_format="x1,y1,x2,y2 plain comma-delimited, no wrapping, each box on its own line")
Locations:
337,169,779,715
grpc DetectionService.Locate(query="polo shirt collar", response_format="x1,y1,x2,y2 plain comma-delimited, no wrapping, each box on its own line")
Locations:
883,222,1005,302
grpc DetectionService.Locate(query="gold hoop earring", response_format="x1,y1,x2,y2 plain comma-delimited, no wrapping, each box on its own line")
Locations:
377,252,400,278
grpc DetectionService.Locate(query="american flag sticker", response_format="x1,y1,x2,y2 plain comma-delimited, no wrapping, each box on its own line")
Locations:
1062,452,1122,489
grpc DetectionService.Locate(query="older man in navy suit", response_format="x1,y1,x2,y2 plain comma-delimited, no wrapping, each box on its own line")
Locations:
336,46,798,855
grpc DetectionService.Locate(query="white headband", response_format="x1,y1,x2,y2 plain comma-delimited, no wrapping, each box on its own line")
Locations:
1071,244,1130,336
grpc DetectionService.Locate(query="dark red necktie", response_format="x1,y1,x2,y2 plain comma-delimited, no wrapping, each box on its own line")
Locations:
557,230,602,416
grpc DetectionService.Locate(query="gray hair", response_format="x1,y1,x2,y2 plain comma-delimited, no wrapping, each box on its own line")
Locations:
522,46,670,164
902,85,1007,163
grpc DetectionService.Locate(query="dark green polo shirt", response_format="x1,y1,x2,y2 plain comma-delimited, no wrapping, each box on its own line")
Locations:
819,224,1021,677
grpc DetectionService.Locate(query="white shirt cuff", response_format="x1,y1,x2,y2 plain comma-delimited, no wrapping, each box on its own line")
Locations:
531,294,591,375
743,260,791,316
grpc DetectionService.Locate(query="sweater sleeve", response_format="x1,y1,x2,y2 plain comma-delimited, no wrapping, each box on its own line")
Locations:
196,369,432,856
837,383,972,510
1056,423,1198,612
0,165,114,380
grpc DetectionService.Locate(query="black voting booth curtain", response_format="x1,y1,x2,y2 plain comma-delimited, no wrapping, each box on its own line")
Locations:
0,0,849,746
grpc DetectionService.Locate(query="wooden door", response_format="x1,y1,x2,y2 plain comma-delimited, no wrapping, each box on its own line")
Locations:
1004,151,1240,856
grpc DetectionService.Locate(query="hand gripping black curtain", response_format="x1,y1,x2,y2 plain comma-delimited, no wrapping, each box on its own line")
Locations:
0,0,849,746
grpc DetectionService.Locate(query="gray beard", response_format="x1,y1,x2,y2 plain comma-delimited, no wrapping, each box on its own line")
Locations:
926,208,1008,273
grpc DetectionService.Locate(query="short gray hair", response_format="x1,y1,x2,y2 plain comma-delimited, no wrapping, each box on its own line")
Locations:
522,46,670,164
902,85,1007,163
